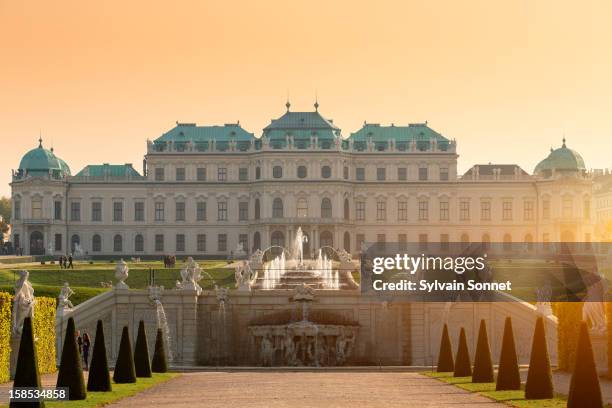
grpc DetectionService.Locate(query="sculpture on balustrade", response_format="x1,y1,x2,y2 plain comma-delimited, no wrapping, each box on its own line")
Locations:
12,270,35,336
115,258,129,289
235,261,258,292
180,257,203,295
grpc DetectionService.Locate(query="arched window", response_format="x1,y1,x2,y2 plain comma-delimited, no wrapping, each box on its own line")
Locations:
113,234,123,252
297,198,308,218
272,166,283,179
343,199,350,220
29,231,44,255
253,232,261,251
320,231,333,247
135,234,144,252
297,166,307,179
272,198,284,218
460,233,470,244
482,233,490,251
503,233,512,251
92,234,102,252
255,166,261,180
524,233,533,251
71,234,80,254
321,198,332,218
321,166,332,179
254,199,261,220
343,231,351,252
271,231,285,247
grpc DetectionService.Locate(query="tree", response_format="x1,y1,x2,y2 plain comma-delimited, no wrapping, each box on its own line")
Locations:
472,319,494,382
453,327,472,377
0,196,11,223
151,328,168,373
56,317,87,400
567,321,603,408
496,317,521,391
87,320,112,392
134,320,152,378
436,324,454,372
10,316,44,408
525,317,554,399
113,326,136,383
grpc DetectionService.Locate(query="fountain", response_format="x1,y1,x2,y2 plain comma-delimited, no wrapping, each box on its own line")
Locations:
149,286,174,362
214,286,230,364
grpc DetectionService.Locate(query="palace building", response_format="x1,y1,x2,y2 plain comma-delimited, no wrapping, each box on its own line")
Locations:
10,104,595,257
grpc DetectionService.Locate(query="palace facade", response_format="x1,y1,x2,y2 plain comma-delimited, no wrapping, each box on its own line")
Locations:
10,104,595,257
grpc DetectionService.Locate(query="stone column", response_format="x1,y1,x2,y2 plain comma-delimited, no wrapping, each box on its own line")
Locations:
179,289,200,365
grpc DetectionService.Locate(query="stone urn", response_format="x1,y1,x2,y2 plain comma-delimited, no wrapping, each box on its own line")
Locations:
115,259,129,289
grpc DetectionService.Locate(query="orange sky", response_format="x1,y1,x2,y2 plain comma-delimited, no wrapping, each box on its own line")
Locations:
1,0,612,196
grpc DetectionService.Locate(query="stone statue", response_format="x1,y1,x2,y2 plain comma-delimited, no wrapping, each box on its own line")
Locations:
12,270,35,336
261,335,274,366
73,243,84,258
58,282,74,310
294,227,308,266
335,330,355,365
582,276,608,334
283,332,297,366
235,261,258,291
215,285,229,305
535,282,553,317
47,241,53,255
180,257,203,294
115,259,129,289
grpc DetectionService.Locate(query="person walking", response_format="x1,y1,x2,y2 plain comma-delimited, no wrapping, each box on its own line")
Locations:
68,254,73,269
59,255,64,268
82,332,91,370
75,330,83,356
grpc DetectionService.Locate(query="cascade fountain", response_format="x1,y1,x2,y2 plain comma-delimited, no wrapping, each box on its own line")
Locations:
149,286,173,362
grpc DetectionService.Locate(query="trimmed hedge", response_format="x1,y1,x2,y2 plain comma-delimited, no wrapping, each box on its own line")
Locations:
472,319,494,383
556,302,582,372
0,292,56,382
454,327,472,377
436,324,454,372
134,320,152,378
525,316,554,399
151,329,168,373
10,317,44,407
607,302,612,378
567,321,603,408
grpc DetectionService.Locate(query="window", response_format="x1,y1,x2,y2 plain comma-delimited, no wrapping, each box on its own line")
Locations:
418,166,428,181
562,197,573,218
70,202,80,221
271,231,285,247
113,234,122,252
255,167,261,180
239,202,249,221
542,199,550,220
54,234,62,251
356,167,365,181
503,201,513,220
254,199,260,220
155,167,165,181
398,234,407,251
377,234,386,243
273,166,283,178
440,167,449,181
297,198,308,218
14,200,21,220
376,167,386,181
176,234,185,252
524,201,534,221
155,202,165,221
217,167,227,181
54,201,62,220
344,199,350,220
92,202,102,222
376,201,386,221
92,234,101,252
397,201,408,221
356,234,365,252
398,168,407,181
197,234,206,252
440,234,450,251
321,166,331,179
356,201,365,221
419,234,428,250
481,201,491,221
439,201,449,221
239,234,248,252
113,202,123,222
175,202,185,221
321,198,332,218
135,234,144,252
32,197,43,219
343,166,349,180
218,234,227,252
459,200,470,221
218,201,228,221
155,234,164,252
584,199,591,219
272,198,284,218
196,201,207,221
176,167,185,181
418,200,428,220
503,234,512,251
197,167,207,181
134,202,145,221
239,167,248,181
297,166,307,179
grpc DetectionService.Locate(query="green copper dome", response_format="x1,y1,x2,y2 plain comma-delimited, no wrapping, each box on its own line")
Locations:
534,139,585,175
18,139,71,177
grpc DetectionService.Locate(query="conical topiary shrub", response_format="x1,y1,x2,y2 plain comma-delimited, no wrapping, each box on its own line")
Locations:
10,317,44,408
437,324,454,372
134,320,152,378
567,321,603,408
87,320,112,392
525,316,554,399
56,317,86,400
113,326,136,384
151,328,168,373
496,317,521,391
472,319,494,383
454,327,472,377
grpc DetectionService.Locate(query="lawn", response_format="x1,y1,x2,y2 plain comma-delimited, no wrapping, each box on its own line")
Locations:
422,372,570,408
